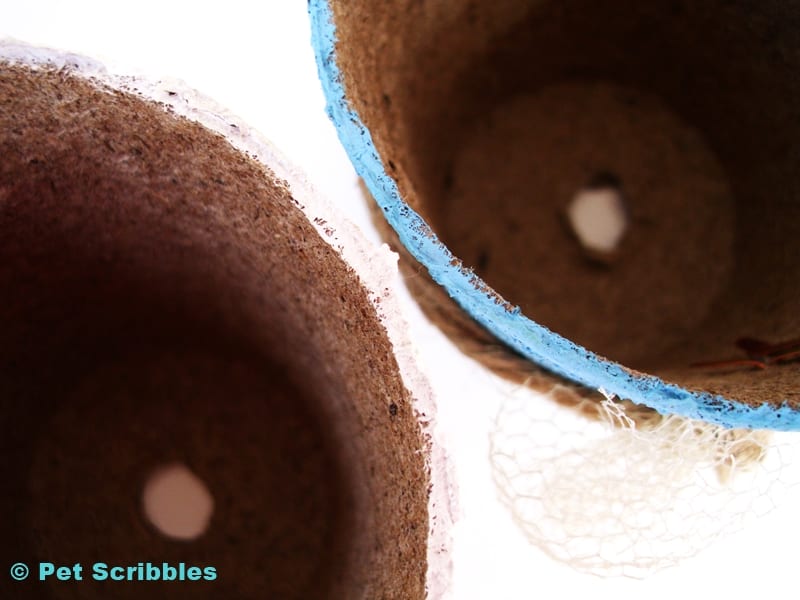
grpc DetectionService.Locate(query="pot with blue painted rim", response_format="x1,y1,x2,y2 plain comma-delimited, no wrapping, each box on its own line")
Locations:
310,0,800,430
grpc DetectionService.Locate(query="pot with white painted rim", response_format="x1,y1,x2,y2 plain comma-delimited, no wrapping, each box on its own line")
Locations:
0,42,451,600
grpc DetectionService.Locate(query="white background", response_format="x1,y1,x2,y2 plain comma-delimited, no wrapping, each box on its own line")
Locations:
3,2,800,598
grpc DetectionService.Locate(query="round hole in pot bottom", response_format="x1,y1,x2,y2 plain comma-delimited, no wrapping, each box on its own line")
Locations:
0,48,443,599
311,0,800,429
142,463,215,541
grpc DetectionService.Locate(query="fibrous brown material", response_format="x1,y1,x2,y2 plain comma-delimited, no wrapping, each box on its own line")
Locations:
332,0,800,411
0,56,430,599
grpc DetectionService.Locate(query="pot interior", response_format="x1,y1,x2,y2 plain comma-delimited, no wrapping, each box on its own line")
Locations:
0,63,428,599
331,0,800,408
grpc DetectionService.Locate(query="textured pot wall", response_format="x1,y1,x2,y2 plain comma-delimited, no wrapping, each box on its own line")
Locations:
0,56,431,599
312,0,800,429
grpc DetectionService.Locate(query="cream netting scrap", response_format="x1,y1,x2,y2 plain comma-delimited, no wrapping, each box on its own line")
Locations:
489,385,800,578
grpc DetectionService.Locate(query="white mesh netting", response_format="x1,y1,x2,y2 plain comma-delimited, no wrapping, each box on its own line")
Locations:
489,385,800,578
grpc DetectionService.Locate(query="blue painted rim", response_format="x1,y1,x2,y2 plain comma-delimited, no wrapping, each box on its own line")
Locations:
308,0,800,431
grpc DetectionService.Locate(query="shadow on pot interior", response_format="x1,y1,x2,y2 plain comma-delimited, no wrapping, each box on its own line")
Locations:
332,0,800,409
0,63,428,599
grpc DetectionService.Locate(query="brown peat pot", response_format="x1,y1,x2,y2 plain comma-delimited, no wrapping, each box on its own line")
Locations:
0,44,450,599
310,0,800,430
